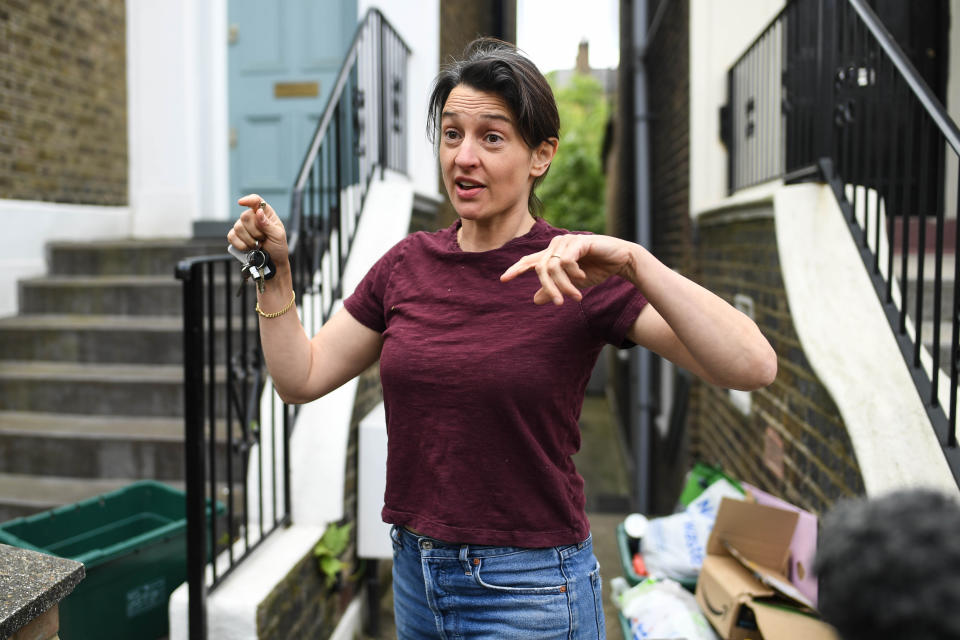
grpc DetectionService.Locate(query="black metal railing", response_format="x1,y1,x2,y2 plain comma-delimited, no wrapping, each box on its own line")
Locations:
723,0,960,479
175,9,409,638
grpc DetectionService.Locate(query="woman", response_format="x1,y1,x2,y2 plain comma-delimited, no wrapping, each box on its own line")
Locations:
229,39,776,639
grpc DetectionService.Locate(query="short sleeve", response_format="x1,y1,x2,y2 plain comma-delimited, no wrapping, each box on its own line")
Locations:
579,276,647,347
343,238,409,333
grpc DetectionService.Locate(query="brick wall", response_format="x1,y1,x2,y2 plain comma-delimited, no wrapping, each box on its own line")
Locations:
0,0,127,205
646,0,692,275
695,212,865,514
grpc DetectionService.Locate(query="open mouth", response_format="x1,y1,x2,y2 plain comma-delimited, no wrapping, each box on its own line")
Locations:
455,180,485,195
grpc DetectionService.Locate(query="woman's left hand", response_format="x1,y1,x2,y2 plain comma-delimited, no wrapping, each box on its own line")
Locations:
500,234,639,305
502,232,778,390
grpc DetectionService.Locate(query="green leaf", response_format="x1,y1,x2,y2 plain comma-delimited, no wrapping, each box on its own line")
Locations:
319,555,344,576
320,522,352,556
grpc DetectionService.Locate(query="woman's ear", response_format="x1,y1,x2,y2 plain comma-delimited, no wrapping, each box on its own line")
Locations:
530,138,558,177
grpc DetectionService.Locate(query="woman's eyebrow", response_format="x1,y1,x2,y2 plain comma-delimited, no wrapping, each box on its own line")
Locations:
441,111,512,125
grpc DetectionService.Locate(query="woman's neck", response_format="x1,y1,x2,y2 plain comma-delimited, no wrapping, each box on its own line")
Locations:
457,212,536,252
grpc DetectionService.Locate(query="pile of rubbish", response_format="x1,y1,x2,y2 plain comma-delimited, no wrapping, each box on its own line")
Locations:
611,463,837,640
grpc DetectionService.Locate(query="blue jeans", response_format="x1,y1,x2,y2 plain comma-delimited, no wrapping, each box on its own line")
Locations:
390,525,606,639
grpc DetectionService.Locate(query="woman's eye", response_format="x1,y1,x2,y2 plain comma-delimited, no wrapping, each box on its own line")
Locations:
485,133,503,143
443,129,460,140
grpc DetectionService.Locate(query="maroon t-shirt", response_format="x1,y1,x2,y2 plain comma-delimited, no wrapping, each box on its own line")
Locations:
343,218,648,547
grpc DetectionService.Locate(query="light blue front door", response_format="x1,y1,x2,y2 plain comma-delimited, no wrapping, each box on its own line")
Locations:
228,0,357,214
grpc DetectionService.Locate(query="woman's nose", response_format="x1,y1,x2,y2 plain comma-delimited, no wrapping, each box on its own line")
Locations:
454,140,478,167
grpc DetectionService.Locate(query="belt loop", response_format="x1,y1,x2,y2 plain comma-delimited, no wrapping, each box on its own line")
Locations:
459,544,472,576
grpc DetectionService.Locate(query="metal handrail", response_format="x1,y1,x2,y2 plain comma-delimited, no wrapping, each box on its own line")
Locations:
723,0,960,481
176,8,410,638
287,7,410,331
845,0,960,156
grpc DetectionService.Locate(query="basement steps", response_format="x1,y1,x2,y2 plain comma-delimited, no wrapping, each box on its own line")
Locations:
0,238,231,522
891,216,957,378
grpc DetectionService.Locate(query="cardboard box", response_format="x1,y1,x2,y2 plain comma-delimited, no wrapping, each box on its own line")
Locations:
743,482,819,606
694,498,839,640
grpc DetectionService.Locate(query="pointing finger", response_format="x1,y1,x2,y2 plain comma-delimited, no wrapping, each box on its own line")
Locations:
500,252,544,282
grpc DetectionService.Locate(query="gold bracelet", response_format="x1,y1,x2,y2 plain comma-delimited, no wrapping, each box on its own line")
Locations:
256,291,296,319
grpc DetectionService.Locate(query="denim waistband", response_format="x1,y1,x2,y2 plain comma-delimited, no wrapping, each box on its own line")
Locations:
392,524,592,560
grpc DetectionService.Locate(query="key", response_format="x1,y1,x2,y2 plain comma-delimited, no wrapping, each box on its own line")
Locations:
229,245,255,297
227,245,275,296
247,249,275,282
236,263,252,297
250,264,265,294
246,250,266,294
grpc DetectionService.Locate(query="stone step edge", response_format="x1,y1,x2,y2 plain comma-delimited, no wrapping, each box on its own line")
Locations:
0,314,183,330
0,473,183,511
20,275,182,286
0,361,185,382
0,411,229,441
47,238,224,249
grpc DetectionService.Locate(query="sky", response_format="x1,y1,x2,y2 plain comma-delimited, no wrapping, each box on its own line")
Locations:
516,0,620,74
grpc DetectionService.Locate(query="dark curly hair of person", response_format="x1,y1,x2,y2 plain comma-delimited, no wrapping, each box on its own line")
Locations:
814,489,960,640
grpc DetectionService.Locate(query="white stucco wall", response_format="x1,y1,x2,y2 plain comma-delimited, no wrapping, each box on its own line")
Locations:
706,184,959,496
689,0,786,216
126,0,228,237
358,0,441,200
0,200,130,318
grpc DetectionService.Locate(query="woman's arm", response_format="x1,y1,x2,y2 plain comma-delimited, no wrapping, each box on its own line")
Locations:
500,234,777,391
229,195,383,404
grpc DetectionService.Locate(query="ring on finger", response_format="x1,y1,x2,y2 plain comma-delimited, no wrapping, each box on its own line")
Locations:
549,254,562,260
257,200,267,211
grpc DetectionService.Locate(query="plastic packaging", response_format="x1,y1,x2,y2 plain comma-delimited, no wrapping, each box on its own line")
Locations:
641,478,744,582
617,577,720,640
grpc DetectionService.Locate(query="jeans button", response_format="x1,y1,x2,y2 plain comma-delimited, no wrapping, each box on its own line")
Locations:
421,541,433,550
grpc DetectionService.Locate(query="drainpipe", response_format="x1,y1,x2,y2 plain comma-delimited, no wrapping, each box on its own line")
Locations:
631,0,669,513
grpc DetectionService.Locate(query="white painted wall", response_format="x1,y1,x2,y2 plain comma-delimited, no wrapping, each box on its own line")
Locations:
126,0,228,236
358,402,391,558
689,0,786,216
749,184,957,495
359,0,441,200
0,200,130,318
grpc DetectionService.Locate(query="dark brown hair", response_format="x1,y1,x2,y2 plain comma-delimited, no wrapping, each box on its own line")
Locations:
427,38,560,215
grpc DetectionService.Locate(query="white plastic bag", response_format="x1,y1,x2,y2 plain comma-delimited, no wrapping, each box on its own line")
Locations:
641,478,743,582
618,578,720,640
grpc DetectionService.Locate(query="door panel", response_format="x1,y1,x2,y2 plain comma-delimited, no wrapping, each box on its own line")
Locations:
228,0,357,214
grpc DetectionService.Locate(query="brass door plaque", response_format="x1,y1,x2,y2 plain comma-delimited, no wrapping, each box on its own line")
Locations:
274,82,319,98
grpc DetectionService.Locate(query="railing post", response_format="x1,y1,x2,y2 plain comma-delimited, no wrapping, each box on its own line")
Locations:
179,262,208,640
724,70,734,194
378,13,387,178
814,0,838,164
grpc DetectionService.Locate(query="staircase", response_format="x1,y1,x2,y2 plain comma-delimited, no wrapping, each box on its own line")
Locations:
0,238,226,522
891,217,956,375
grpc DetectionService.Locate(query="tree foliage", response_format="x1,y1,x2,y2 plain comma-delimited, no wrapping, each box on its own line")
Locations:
538,72,609,234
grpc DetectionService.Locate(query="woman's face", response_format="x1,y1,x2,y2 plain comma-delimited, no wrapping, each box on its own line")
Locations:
438,84,554,224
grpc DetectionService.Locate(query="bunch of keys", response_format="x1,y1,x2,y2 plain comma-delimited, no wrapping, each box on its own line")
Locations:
228,243,275,295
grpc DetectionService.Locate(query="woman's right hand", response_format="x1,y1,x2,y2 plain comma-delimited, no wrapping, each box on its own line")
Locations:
228,194,290,266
